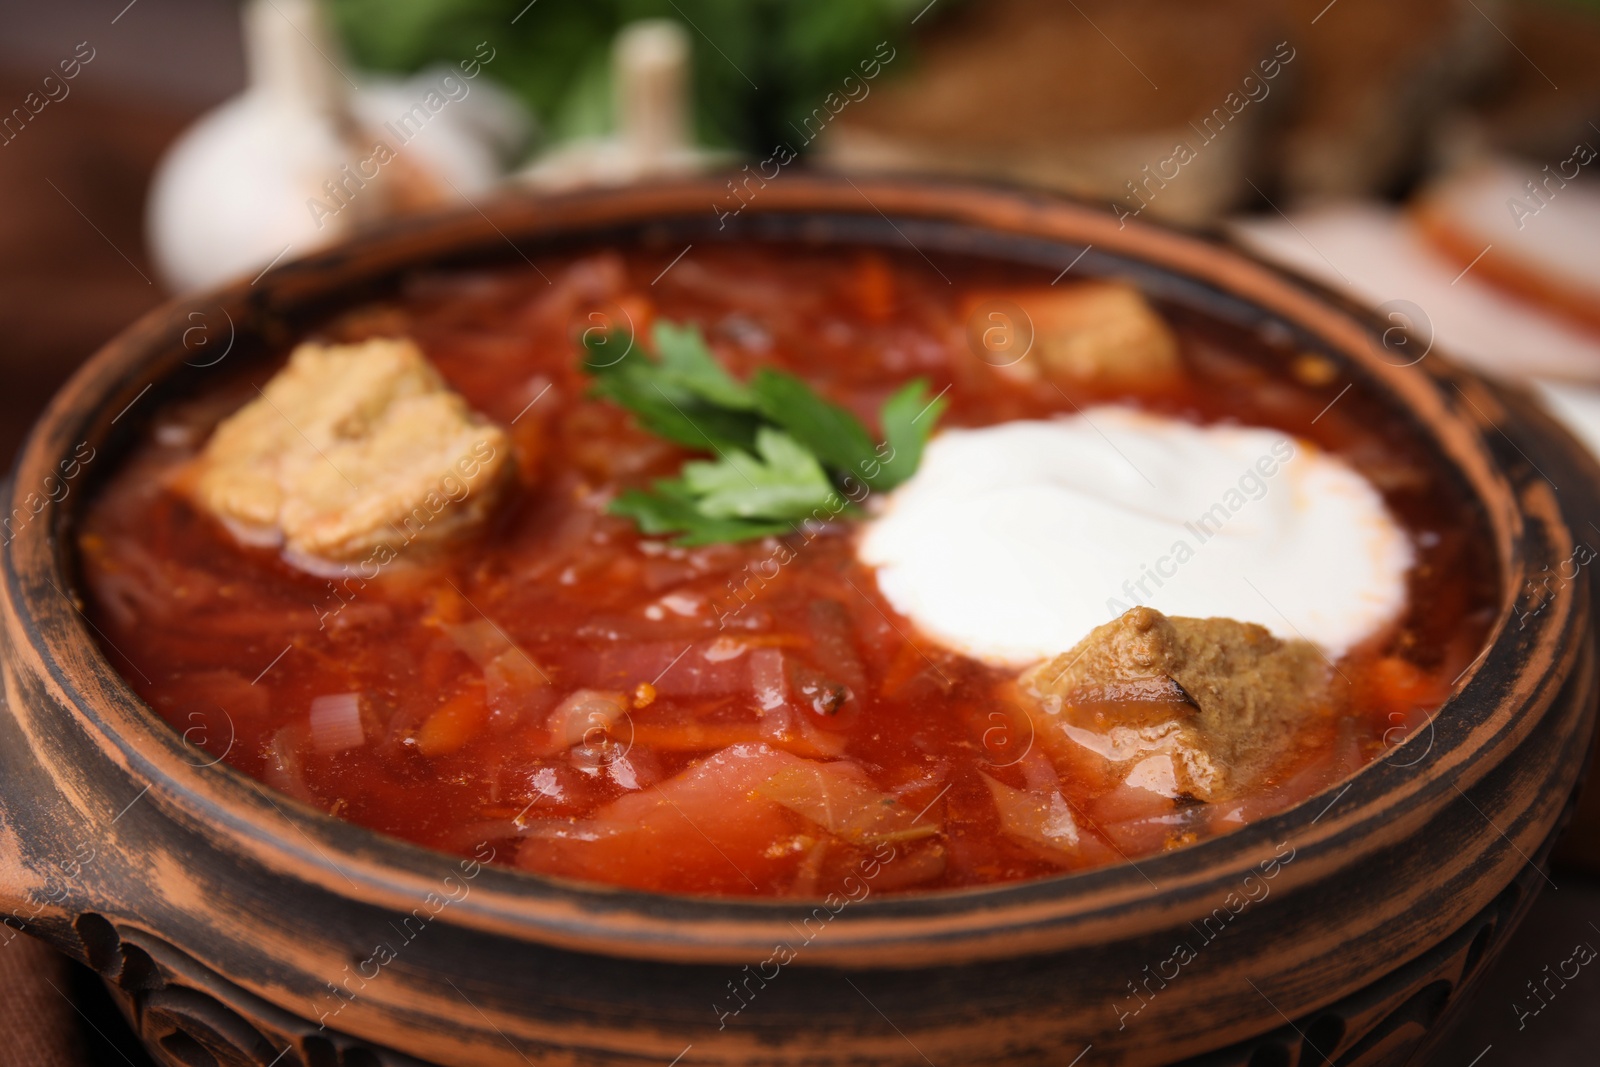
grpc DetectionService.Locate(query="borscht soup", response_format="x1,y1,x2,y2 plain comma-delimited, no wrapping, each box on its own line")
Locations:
77,240,1495,897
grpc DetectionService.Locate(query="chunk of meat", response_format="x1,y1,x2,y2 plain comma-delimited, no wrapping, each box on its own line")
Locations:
1024,607,1330,800
191,338,512,566
964,282,1180,389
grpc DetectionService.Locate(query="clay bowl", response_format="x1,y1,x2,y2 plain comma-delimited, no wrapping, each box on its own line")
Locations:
2,175,1598,1067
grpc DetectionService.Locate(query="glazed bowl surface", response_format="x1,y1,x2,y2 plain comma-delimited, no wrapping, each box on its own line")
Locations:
2,175,1598,1067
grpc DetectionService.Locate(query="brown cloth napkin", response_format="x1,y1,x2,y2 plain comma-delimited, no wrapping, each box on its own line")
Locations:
0,934,84,1067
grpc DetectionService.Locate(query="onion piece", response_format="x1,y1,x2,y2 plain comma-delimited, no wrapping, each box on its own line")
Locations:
750,647,793,747
1097,807,1208,856
442,619,511,667
263,726,318,803
742,650,848,757
749,648,788,712
869,842,948,892
808,600,867,694
484,648,552,726
443,618,550,728
981,773,1082,857
308,692,364,754
755,763,932,842
703,636,747,663
607,753,647,791
545,689,630,752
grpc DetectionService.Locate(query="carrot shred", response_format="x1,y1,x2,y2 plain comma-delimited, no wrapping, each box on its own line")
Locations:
854,253,895,322
880,641,929,698
416,680,490,757
1367,655,1446,717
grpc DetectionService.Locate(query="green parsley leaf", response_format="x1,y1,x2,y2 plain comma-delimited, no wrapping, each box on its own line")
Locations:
683,427,838,520
875,379,947,490
750,368,881,486
582,329,759,452
581,318,945,544
651,321,757,411
610,480,792,546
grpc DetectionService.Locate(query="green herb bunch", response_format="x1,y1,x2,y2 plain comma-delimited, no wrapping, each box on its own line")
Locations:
328,0,927,155
582,320,945,545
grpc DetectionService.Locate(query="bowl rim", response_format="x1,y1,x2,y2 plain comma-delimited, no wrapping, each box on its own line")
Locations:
1,172,1583,966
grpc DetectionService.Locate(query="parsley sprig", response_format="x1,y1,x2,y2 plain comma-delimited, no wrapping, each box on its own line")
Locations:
582,321,946,545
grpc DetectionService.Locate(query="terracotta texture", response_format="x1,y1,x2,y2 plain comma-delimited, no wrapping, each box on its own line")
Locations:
0,176,1597,1066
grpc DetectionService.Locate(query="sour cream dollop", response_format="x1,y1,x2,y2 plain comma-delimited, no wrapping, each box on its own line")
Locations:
858,407,1413,666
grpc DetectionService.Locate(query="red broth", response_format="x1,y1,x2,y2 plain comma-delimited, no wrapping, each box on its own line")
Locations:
77,243,1496,897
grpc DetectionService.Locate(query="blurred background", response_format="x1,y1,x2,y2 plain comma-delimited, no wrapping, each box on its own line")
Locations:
2,0,1598,1063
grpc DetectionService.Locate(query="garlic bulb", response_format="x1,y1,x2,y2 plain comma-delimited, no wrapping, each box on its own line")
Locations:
520,19,723,190
148,0,530,294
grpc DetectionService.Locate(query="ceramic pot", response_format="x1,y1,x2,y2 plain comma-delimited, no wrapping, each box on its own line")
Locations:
2,176,1597,1067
